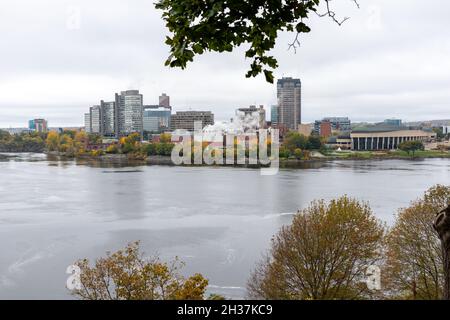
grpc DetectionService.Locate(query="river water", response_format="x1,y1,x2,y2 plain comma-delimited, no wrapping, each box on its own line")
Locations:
0,154,449,299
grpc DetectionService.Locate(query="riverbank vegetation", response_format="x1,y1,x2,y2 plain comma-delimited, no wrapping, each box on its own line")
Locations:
279,132,324,160
248,196,385,300
71,241,215,300
0,130,46,152
316,149,450,161
2,129,449,163
383,185,449,299
44,131,175,160
247,185,449,300
71,185,450,300
398,140,425,156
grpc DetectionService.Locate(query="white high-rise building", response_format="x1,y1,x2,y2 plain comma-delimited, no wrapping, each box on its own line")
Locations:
90,105,102,134
115,90,143,138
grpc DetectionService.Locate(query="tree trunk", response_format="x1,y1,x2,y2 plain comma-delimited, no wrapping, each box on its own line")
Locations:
433,205,450,300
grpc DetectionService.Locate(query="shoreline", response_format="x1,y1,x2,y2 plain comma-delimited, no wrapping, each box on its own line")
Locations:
2,151,449,168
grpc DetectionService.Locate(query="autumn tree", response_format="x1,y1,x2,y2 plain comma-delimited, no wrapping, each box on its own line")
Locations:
45,131,59,151
284,132,309,152
74,131,88,145
294,148,303,160
88,133,103,145
71,242,210,300
383,185,450,299
73,131,88,155
59,134,75,154
120,133,142,154
247,196,385,300
106,144,119,154
160,133,172,143
155,0,359,82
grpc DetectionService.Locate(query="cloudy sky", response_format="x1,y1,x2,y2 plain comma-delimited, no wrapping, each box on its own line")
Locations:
0,0,449,127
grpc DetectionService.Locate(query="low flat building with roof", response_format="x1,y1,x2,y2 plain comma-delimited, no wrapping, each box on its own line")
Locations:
350,125,436,151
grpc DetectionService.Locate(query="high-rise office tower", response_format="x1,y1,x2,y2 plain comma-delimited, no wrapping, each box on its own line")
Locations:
90,105,102,134
100,100,115,137
159,93,171,109
115,90,143,138
277,77,301,130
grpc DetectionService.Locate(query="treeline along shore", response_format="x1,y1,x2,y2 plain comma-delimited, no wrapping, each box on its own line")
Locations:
1,129,449,167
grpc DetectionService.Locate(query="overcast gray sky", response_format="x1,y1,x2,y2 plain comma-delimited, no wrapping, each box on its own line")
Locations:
0,0,449,127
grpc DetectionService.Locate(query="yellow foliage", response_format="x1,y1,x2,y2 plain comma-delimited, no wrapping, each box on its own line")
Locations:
248,196,385,300
71,242,210,300
46,131,60,151
160,133,172,143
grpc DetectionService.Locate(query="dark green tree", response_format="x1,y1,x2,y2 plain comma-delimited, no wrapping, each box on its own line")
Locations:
307,135,323,150
433,127,445,140
155,0,359,82
399,140,425,157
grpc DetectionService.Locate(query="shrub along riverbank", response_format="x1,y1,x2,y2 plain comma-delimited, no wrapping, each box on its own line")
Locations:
2,129,449,165
0,130,45,152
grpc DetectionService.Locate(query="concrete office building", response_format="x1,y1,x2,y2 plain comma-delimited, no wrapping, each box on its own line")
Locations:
90,105,102,134
170,111,214,131
101,101,115,137
115,90,143,138
277,77,302,130
351,128,436,151
442,126,450,135
84,113,91,133
143,106,171,133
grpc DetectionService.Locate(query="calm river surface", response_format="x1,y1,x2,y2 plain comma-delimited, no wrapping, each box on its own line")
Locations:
0,154,449,299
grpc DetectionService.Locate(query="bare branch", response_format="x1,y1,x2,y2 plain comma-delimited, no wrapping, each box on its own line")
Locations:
288,0,359,53
288,32,301,53
316,0,352,26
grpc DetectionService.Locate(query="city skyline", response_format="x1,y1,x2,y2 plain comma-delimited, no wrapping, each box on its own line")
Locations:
1,0,450,127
